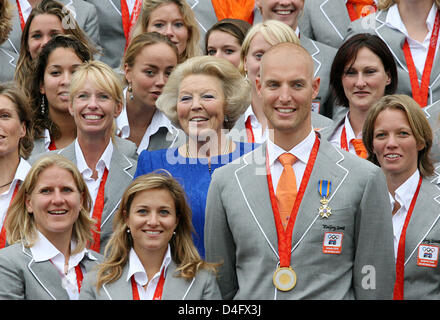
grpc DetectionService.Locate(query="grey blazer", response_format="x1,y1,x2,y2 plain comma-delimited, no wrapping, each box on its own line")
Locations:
0,242,102,300
54,140,137,254
83,0,126,69
299,0,352,49
205,136,395,299
424,100,440,163
79,260,222,300
399,175,440,299
346,9,440,106
0,48,17,83
1,0,100,55
300,35,337,118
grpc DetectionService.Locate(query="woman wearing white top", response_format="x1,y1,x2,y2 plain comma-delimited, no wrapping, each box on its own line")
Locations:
0,83,33,250
54,60,137,254
118,32,181,155
0,154,101,300
320,33,397,159
363,94,440,300
346,0,440,107
80,171,221,300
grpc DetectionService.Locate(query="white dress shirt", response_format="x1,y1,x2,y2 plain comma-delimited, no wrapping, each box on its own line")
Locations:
0,158,31,232
126,245,171,300
243,105,268,144
267,129,316,191
74,139,113,214
30,231,95,300
389,170,420,260
385,4,439,74
17,0,33,23
116,88,177,154
329,112,361,156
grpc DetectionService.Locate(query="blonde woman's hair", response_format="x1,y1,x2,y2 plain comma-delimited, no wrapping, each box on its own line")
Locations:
6,154,95,253
70,60,123,106
156,55,251,130
70,60,123,139
239,19,300,75
96,171,217,290
362,94,434,178
378,0,440,10
130,0,201,62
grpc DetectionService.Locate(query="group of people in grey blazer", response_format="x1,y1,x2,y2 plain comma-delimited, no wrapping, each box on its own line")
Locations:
0,0,438,302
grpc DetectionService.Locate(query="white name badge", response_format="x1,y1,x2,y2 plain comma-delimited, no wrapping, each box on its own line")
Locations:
322,232,343,254
417,244,439,268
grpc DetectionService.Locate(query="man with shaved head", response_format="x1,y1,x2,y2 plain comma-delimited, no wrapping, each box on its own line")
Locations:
205,42,395,300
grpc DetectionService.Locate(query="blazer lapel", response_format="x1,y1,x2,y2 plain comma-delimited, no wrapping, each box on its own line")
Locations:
320,0,350,41
101,148,134,227
25,247,70,300
300,36,321,77
234,144,280,258
107,0,121,14
291,138,348,250
404,177,440,265
102,264,133,300
375,10,413,75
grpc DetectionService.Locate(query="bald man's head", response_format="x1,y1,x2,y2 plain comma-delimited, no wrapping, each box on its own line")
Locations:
256,42,320,147
260,42,314,81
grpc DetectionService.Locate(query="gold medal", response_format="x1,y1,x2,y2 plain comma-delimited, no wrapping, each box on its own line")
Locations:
273,266,297,291
319,197,332,219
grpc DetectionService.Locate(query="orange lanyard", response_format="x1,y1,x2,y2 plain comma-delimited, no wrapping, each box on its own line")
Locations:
0,181,20,248
402,10,440,107
340,126,349,152
245,117,255,143
15,0,26,31
265,134,320,268
131,267,166,300
393,175,422,300
89,168,109,253
121,0,142,51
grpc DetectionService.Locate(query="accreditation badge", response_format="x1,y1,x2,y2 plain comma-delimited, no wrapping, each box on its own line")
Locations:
273,266,297,291
322,232,343,254
417,244,439,268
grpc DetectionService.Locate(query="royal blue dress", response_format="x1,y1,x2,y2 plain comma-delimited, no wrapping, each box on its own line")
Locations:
134,142,256,257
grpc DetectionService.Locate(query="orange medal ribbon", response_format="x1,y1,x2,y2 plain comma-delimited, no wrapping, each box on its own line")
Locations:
131,267,166,300
402,10,440,107
121,0,142,51
211,0,255,24
0,181,20,248
266,134,320,269
393,175,422,300
89,167,109,253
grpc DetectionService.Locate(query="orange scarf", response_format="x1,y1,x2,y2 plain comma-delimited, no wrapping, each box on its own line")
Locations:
346,0,376,21
211,0,255,24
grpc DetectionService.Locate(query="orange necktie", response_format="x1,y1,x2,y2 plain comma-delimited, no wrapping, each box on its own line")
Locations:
350,139,367,159
276,153,297,230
